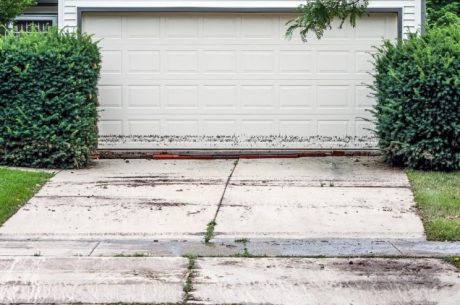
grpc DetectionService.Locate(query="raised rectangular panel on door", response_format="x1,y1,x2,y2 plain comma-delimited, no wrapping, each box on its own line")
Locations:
82,12,397,149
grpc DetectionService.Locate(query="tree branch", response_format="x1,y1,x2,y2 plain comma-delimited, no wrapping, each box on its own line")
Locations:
286,0,369,42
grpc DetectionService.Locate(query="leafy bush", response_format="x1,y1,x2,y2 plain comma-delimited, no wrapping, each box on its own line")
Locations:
0,27,101,168
371,22,460,170
0,0,36,33
430,11,460,27
427,0,460,26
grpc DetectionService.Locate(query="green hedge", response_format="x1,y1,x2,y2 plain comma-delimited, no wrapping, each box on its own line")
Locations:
427,0,460,26
0,28,101,168
371,22,460,170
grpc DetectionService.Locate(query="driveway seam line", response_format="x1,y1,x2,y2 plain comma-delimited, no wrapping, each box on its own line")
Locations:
212,159,239,222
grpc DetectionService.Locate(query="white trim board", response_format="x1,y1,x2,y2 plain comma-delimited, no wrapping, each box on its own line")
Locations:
61,0,422,35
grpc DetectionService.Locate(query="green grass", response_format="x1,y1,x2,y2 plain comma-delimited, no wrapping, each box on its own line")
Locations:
0,167,52,226
407,170,460,241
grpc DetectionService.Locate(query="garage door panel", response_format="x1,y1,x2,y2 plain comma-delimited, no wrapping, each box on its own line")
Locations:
202,16,239,38
317,85,352,109
165,50,200,73
98,82,374,114
125,15,161,39
165,85,199,109
317,120,351,137
127,85,161,108
240,50,276,73
355,50,375,73
279,120,315,137
100,50,122,75
202,50,237,73
279,85,314,109
164,16,199,38
279,50,315,73
355,14,397,38
127,120,161,136
99,120,123,136
241,15,278,39
317,51,352,73
165,120,199,135
355,120,375,137
202,120,239,135
84,15,122,40
99,52,377,78
355,85,376,109
126,50,160,74
202,85,237,108
83,12,397,149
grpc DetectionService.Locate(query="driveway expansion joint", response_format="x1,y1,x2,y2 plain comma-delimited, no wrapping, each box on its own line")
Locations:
1,238,459,258
388,241,404,255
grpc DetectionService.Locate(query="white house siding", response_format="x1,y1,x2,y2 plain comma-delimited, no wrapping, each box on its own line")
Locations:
60,0,422,34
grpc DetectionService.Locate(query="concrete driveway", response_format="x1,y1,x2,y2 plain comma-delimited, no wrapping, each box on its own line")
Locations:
2,157,460,305
0,156,425,241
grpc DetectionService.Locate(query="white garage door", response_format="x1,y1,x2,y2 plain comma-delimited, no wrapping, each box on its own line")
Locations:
82,12,397,149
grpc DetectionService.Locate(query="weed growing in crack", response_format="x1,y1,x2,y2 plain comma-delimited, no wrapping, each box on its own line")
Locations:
233,248,252,257
234,238,252,257
205,220,217,243
182,255,197,304
448,256,460,269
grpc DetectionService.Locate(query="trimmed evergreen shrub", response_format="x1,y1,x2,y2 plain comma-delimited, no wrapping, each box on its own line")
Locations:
371,22,460,170
427,0,460,26
0,27,101,168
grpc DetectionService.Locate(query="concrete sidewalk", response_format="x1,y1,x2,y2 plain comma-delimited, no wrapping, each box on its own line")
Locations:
0,256,459,305
0,157,425,241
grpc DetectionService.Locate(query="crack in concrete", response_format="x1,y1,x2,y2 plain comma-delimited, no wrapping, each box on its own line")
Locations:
182,255,196,305
213,159,240,222
205,159,240,243
88,241,100,257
